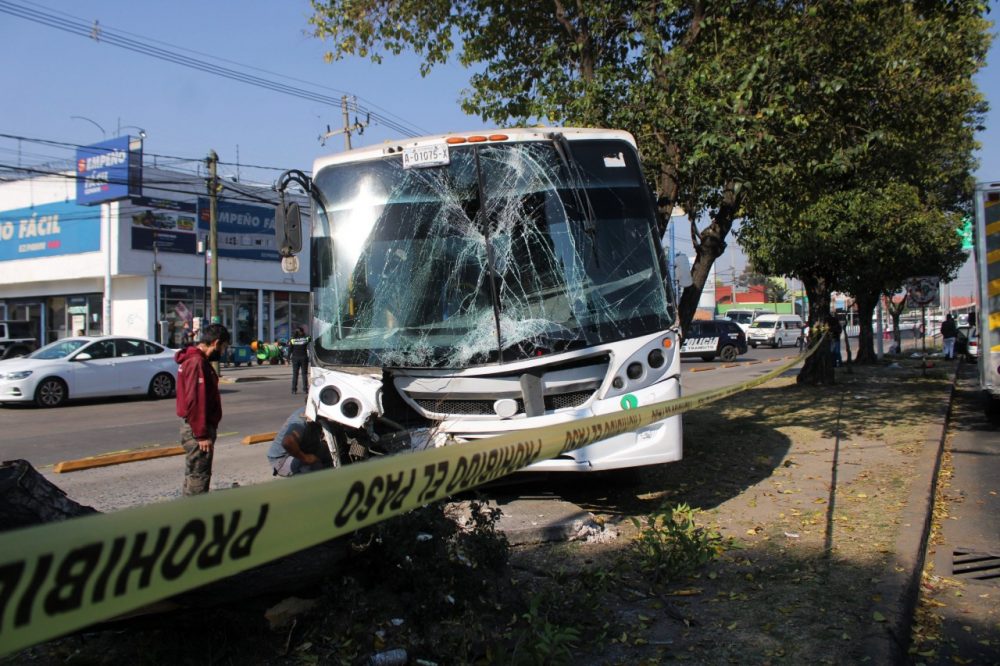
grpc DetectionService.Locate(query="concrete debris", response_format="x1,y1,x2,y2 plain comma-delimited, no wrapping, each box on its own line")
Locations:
570,517,619,543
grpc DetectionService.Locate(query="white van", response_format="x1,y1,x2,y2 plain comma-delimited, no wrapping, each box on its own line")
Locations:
746,314,804,348
724,309,766,334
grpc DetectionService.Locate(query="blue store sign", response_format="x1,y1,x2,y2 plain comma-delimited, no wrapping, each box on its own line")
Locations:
197,197,278,261
0,201,101,261
76,136,142,205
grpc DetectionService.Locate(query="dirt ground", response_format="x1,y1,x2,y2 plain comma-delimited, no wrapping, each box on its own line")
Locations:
5,360,952,665
512,361,948,664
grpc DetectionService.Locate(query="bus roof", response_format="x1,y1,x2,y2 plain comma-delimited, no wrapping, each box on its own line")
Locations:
311,127,638,173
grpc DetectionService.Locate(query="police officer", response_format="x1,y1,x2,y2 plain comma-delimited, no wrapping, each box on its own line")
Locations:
289,326,310,394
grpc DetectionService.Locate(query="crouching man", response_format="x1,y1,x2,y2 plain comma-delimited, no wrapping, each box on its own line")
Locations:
267,407,334,477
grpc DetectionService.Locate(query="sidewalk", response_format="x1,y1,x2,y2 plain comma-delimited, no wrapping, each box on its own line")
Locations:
913,362,1000,663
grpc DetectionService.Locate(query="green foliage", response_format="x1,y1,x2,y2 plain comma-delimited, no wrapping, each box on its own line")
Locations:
629,503,725,583
307,0,991,334
508,593,583,666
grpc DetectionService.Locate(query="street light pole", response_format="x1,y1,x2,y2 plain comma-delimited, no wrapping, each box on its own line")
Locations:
207,150,220,373
152,228,160,343
69,115,106,139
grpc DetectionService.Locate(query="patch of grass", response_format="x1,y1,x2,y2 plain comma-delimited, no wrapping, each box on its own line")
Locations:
629,503,726,583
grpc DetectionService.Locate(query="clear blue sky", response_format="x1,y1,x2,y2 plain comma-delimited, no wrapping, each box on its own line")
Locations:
1,0,997,295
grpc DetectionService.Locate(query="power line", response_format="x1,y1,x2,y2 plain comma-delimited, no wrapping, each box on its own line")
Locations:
0,163,286,208
0,131,308,177
0,0,427,139
20,0,427,138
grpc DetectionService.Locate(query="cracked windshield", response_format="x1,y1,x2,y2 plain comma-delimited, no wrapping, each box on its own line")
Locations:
311,138,673,368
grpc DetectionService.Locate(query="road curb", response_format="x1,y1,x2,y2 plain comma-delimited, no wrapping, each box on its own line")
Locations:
243,432,276,445
862,359,959,662
53,446,185,473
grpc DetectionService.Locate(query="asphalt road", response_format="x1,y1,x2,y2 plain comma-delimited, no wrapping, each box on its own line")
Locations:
0,367,306,468
0,345,803,472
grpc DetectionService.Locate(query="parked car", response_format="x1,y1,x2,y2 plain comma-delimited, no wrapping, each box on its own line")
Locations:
747,314,805,349
681,319,748,362
961,325,978,360
0,320,37,359
0,336,177,408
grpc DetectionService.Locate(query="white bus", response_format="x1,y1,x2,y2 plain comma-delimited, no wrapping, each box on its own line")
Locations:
275,128,688,471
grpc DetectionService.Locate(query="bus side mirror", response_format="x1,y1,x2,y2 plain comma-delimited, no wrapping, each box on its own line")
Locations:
276,201,302,257
674,252,694,288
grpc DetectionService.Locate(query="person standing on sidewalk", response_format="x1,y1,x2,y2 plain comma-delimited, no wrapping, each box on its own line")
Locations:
941,313,958,359
289,326,311,395
175,323,231,496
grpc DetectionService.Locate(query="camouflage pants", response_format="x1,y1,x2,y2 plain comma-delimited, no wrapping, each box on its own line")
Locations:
181,422,215,496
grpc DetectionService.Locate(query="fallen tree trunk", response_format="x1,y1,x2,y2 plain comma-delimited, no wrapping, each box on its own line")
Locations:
0,459,98,531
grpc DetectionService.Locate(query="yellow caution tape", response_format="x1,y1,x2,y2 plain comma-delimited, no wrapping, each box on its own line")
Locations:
0,340,821,655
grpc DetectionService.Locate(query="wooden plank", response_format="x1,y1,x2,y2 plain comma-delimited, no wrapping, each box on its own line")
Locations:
54,446,186,473
242,431,277,446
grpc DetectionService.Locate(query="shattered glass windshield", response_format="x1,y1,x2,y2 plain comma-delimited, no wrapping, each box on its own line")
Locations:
310,137,674,368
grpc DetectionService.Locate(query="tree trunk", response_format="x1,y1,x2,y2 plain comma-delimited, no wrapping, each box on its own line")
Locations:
853,291,879,364
677,188,740,332
797,276,835,385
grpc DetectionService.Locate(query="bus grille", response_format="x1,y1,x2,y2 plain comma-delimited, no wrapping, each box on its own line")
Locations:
414,390,593,417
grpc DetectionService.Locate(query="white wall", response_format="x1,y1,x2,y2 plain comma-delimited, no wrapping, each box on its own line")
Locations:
110,275,152,339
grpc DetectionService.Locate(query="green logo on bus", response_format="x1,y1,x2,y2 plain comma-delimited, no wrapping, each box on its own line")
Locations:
620,394,638,410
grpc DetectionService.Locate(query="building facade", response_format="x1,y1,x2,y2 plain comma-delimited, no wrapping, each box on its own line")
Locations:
0,158,310,348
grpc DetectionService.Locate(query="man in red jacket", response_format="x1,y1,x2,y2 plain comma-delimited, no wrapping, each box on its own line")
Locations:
175,323,231,495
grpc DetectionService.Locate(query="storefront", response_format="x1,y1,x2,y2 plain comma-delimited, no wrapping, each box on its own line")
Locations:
156,286,310,348
0,145,310,347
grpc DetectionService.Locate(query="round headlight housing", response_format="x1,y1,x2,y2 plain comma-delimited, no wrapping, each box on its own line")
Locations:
319,386,341,406
341,399,361,419
626,362,644,380
647,349,665,368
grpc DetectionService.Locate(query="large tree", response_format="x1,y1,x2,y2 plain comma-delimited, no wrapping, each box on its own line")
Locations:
308,1,990,351
836,185,967,363
736,1,990,382
308,1,818,331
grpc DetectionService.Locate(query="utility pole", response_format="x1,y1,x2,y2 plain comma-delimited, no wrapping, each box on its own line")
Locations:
341,96,352,151
207,150,220,371
318,96,369,150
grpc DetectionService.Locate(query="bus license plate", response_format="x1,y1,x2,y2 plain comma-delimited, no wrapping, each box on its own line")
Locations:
402,143,450,169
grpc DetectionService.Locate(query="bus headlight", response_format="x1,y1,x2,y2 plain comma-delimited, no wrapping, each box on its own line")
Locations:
320,386,341,406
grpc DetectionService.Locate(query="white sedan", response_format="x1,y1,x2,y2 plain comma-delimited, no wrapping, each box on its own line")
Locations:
0,336,177,408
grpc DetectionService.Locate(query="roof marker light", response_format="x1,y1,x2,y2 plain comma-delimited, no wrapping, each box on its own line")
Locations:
467,135,488,143
446,137,467,144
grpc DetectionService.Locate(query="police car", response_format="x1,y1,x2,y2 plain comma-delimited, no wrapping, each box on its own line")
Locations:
680,319,748,362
